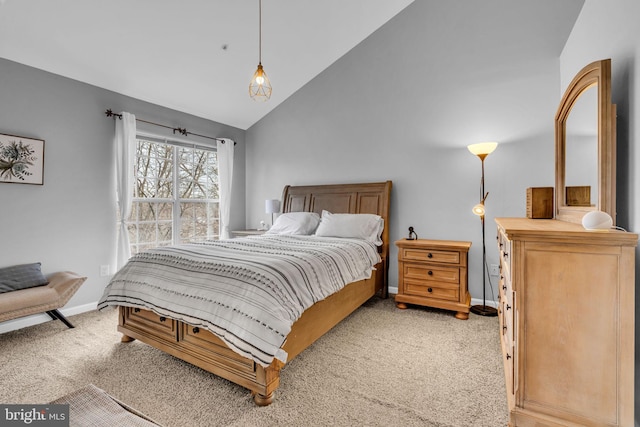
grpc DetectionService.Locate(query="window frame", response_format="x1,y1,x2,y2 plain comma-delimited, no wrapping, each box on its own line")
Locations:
128,132,220,253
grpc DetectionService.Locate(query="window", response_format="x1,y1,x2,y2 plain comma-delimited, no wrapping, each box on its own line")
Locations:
127,136,219,254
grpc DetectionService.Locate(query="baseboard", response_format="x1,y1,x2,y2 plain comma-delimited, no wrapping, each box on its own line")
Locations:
0,301,98,334
387,286,498,309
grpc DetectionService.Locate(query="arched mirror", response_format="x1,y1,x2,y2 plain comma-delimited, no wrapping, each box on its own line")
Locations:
555,59,616,225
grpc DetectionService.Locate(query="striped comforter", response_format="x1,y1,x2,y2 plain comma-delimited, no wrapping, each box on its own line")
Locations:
97,235,381,367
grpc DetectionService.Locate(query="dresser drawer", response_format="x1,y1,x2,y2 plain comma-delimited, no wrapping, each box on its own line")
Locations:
497,230,511,258
499,274,513,308
404,279,459,301
400,248,460,265
121,307,177,341
402,263,460,285
179,323,256,372
497,230,512,281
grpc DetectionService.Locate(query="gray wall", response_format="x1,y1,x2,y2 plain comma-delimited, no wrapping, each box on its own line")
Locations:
245,1,571,300
0,58,246,331
559,0,640,422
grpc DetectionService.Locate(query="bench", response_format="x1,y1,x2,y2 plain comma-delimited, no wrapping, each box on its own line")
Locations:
0,271,87,328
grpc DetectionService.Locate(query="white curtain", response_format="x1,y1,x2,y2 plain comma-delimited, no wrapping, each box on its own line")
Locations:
115,112,137,268
217,138,234,239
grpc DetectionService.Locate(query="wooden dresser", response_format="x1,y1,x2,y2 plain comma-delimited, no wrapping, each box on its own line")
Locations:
395,239,471,320
495,218,637,426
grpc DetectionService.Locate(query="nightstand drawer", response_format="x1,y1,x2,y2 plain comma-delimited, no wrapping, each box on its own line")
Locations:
400,248,460,265
403,263,460,285
404,280,459,301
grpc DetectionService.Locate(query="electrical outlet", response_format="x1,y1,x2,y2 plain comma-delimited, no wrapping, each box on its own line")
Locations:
100,265,110,277
489,264,500,276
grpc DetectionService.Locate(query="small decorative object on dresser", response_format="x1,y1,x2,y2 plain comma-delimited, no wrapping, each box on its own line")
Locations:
525,187,553,219
395,239,471,320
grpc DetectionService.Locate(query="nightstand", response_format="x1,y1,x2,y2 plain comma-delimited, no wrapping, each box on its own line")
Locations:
231,229,266,237
395,239,471,320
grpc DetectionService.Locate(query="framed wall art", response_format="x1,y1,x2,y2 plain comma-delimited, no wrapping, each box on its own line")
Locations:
0,133,45,185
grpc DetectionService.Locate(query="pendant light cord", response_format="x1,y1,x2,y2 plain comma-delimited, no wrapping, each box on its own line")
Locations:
258,0,262,64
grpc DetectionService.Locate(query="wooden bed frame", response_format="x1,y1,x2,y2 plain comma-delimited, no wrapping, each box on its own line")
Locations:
117,181,392,405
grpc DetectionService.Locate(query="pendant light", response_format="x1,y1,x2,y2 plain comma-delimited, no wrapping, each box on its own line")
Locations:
249,0,272,101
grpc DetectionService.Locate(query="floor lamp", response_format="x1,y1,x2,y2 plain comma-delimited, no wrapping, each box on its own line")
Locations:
468,142,498,317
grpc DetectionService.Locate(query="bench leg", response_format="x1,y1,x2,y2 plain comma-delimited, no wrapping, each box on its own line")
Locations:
46,309,74,329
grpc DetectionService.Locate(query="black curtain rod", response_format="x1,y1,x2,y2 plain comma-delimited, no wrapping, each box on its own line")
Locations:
105,109,233,144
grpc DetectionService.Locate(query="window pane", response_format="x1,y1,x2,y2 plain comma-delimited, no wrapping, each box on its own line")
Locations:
158,222,172,242
157,179,173,198
138,223,157,243
138,202,156,221
208,203,220,238
157,202,172,220
127,223,137,246
194,204,208,233
136,177,152,198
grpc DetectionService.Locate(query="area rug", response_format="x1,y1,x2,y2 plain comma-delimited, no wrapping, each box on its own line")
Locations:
50,384,162,427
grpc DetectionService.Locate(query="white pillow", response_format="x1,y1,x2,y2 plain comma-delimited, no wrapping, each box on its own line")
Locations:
266,212,321,235
314,210,384,245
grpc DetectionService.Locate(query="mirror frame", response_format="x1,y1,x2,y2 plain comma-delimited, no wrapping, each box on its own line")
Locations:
555,59,616,225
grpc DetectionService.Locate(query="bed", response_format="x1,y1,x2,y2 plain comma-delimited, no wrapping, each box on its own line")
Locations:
99,181,391,405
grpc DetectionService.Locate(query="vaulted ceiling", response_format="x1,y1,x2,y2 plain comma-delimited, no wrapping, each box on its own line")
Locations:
0,1,584,131
0,0,414,130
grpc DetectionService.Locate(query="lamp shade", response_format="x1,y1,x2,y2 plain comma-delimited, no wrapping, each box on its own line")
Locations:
265,199,280,214
467,142,498,159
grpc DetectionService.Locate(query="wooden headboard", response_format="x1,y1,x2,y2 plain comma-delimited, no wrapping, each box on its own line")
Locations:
281,181,392,296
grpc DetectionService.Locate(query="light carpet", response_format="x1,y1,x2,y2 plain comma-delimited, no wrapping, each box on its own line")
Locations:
0,296,508,426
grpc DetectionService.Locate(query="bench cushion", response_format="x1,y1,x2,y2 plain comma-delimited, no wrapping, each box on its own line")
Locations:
0,262,49,293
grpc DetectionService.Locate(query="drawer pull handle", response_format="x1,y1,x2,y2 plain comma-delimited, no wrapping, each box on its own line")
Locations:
428,270,433,276
502,285,507,291
192,327,200,334
506,353,512,360
503,326,507,332
427,253,433,258
159,316,166,322
133,308,140,313
427,287,433,293
503,253,509,259
506,304,511,310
